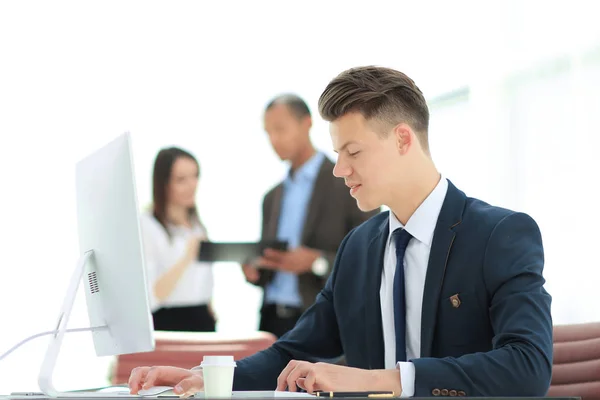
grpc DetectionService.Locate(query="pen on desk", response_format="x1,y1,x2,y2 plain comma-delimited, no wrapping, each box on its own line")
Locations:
315,391,395,398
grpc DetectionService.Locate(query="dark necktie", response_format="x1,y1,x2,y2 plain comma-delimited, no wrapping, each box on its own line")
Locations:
392,228,413,362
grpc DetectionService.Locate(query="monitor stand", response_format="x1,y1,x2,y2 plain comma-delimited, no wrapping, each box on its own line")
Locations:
37,250,112,398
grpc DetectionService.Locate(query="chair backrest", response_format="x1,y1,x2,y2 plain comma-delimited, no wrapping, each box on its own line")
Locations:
548,322,600,400
110,331,277,385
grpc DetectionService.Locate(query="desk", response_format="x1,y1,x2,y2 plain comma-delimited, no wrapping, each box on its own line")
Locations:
0,396,582,400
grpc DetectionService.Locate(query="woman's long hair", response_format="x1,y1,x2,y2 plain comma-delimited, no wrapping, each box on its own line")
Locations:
152,147,204,237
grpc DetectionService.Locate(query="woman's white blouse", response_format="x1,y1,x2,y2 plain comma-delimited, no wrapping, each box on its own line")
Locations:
139,212,213,313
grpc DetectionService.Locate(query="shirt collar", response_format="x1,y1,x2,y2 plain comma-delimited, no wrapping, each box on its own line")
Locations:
286,151,325,183
388,175,449,247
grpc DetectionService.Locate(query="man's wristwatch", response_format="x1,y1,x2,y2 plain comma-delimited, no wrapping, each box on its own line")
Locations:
311,256,329,277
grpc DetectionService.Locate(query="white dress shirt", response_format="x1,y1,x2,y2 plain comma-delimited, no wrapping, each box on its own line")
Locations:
140,212,214,313
380,176,448,397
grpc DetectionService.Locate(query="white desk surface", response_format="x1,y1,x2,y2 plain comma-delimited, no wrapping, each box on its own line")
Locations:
0,391,314,400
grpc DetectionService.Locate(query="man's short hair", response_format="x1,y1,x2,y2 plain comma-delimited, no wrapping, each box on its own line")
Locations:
318,66,430,149
265,93,312,120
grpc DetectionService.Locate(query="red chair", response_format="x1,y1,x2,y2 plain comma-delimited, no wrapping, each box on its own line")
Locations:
548,322,600,399
110,331,277,385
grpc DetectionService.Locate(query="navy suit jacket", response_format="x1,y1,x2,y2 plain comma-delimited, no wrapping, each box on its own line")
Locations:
234,181,553,397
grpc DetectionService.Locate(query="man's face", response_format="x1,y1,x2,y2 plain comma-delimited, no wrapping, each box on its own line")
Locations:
330,113,402,212
264,104,311,161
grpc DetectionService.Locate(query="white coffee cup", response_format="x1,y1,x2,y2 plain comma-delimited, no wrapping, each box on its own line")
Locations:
200,355,236,398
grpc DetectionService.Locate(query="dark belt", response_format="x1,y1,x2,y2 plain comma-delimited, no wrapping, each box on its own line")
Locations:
265,303,302,319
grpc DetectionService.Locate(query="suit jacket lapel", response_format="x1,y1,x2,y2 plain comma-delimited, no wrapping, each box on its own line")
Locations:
301,158,333,244
266,184,283,239
420,180,465,357
364,216,389,369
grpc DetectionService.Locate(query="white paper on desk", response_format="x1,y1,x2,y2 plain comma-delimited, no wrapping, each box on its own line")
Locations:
231,391,314,398
96,387,132,394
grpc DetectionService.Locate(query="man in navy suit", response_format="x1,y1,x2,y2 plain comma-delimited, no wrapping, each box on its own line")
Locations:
129,66,553,397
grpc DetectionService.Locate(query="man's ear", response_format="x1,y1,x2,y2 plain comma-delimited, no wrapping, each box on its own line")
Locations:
302,115,313,131
393,123,413,155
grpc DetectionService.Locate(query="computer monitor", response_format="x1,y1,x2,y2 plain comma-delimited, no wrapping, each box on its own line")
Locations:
38,132,155,397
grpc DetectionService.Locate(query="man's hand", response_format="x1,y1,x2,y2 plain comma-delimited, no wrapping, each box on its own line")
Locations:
128,366,204,397
258,247,320,274
276,361,402,395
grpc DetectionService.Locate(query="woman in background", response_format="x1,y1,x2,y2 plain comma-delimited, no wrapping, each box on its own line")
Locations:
140,147,215,332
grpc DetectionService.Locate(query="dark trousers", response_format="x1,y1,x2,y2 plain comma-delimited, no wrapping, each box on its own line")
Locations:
259,303,303,338
152,304,216,332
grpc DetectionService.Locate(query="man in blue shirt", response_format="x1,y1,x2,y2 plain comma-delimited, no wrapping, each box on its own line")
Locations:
242,94,379,338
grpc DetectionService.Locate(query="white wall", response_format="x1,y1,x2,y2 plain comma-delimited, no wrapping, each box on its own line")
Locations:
0,0,599,394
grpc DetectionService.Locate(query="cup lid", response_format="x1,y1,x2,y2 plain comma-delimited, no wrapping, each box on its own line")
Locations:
200,355,236,367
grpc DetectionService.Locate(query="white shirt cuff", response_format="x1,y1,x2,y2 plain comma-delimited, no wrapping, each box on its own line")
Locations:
397,361,415,397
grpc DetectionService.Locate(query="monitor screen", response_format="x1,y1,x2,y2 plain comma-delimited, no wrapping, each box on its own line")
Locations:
38,132,155,397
